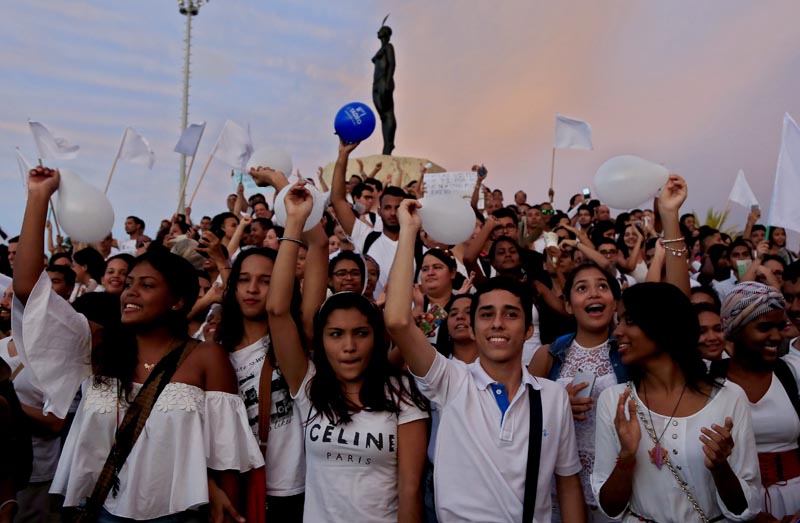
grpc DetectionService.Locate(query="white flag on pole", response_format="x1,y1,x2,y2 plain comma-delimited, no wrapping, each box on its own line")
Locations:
118,127,155,169
768,113,800,232
213,120,253,170
175,122,206,156
553,113,593,150
28,121,80,160
15,147,33,189
727,170,758,209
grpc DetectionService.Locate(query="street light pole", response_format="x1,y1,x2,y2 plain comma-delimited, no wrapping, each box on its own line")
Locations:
177,0,205,213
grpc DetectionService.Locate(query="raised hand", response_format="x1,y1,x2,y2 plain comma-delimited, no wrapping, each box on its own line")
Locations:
397,199,423,232
657,174,688,215
284,181,313,220
700,417,735,471
28,166,60,197
457,272,475,294
614,388,641,460
338,138,360,156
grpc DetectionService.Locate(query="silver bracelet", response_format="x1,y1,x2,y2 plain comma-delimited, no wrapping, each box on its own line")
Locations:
0,499,19,512
661,237,685,244
278,237,307,248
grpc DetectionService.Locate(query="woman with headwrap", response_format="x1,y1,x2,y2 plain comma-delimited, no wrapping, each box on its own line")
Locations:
712,281,800,520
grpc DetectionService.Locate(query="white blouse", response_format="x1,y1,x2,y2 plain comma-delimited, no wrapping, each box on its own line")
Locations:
13,272,264,519
592,381,763,522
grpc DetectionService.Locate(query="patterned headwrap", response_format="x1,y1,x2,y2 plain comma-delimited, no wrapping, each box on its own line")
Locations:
720,281,785,338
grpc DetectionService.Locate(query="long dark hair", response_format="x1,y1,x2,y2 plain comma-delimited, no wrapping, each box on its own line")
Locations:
621,283,716,393
218,247,278,353
434,294,473,358
89,248,199,396
308,292,429,425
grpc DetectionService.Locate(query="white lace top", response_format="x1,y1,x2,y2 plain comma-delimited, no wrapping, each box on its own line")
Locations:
13,272,264,519
555,339,618,509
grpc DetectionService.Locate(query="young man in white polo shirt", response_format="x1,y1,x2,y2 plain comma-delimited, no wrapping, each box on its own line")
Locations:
385,199,585,523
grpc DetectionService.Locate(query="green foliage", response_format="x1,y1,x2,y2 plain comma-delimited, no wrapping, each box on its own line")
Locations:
694,208,737,235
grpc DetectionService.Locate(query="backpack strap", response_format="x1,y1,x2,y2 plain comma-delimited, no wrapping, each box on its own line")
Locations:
362,231,382,256
522,384,543,523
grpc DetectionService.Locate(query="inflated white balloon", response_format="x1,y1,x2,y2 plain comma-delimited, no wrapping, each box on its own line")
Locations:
246,146,293,177
272,183,326,231
594,155,669,209
418,195,475,246
56,169,115,243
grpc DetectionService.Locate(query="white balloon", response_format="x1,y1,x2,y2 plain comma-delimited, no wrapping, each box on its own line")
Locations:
418,195,475,246
272,183,327,232
56,169,115,243
246,146,293,177
593,155,669,209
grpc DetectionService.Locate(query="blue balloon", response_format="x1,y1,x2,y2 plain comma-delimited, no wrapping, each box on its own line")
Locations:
334,102,376,144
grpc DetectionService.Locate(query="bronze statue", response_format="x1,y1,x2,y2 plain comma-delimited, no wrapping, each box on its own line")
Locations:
372,16,396,155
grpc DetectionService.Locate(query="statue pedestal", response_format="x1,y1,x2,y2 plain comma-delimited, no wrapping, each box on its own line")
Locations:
321,155,445,190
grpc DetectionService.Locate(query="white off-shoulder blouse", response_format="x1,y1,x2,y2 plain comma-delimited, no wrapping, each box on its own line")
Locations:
13,272,264,520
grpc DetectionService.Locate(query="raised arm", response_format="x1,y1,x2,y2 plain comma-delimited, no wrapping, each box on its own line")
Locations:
14,167,57,304
741,208,760,242
657,175,691,297
300,224,329,342
266,182,313,394
366,161,382,179
225,215,251,255
463,215,497,280
330,140,360,236
232,182,247,217
384,200,437,377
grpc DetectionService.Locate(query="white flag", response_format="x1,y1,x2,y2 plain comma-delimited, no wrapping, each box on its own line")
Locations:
768,113,800,232
175,122,206,156
553,113,593,150
15,147,33,189
213,120,253,170
727,170,758,209
28,121,79,160
118,127,155,169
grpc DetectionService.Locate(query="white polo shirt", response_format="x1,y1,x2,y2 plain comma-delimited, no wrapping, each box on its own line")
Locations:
413,352,580,523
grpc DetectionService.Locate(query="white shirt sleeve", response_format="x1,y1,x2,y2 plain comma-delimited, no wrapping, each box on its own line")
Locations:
396,375,430,425
12,271,92,417
591,385,629,519
715,383,764,522
203,391,265,472
411,351,468,408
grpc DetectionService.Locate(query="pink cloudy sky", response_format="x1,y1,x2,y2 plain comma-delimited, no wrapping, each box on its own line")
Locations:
1,0,800,241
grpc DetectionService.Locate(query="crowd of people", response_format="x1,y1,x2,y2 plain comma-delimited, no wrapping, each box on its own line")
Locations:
0,136,798,523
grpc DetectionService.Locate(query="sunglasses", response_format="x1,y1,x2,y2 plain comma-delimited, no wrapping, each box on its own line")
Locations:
541,209,555,215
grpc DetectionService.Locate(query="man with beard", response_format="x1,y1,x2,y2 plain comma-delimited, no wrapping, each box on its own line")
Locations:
118,216,148,255
699,244,738,300
332,140,409,298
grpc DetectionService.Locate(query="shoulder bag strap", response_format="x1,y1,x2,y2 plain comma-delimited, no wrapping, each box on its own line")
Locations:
79,339,198,522
522,384,542,523
773,359,800,444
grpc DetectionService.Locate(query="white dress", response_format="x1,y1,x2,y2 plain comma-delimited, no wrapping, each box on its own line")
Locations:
592,381,763,522
12,272,264,520
748,356,800,519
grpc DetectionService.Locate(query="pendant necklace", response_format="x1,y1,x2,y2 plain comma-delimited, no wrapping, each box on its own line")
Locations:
641,382,686,470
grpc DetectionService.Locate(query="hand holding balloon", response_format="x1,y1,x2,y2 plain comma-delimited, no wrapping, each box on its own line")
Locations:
272,183,325,231
28,166,60,197
417,195,475,246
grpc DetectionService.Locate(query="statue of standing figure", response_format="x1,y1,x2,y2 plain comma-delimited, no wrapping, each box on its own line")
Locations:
372,18,396,155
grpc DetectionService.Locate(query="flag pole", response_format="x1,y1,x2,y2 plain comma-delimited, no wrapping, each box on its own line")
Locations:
187,146,217,209
175,125,206,214
104,129,127,194
548,148,556,203
176,153,198,215
37,158,62,237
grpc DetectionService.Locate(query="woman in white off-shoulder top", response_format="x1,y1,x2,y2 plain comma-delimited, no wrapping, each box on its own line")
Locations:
12,167,263,522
